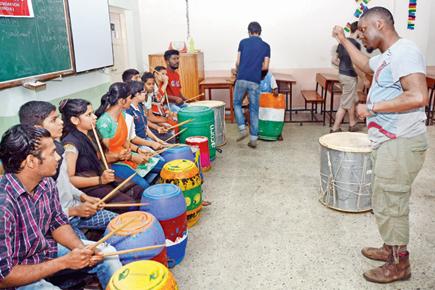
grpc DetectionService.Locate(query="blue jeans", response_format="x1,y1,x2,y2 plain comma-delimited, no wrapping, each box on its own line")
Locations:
233,80,260,140
57,240,122,289
17,280,60,290
70,210,118,239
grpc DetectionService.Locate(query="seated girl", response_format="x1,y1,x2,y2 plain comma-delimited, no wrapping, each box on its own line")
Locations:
95,82,160,190
60,98,143,211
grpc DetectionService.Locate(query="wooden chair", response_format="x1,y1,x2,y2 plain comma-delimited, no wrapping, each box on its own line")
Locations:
300,73,327,125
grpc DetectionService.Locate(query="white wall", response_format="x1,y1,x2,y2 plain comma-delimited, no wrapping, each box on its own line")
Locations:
138,0,434,70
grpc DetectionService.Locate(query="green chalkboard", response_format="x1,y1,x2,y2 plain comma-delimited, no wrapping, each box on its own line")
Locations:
0,0,73,85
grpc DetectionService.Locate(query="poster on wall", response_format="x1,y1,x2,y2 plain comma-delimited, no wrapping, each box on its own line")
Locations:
0,0,34,18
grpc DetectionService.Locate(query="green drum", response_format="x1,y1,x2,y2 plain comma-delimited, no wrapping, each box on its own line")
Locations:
178,106,216,161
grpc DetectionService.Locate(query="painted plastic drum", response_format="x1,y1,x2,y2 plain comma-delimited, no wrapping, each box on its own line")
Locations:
159,159,203,227
190,100,226,147
107,260,178,290
141,184,188,267
185,136,211,172
258,93,285,141
105,211,167,265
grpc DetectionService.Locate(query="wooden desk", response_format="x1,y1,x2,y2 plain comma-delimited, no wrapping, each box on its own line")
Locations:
274,73,296,122
199,77,235,122
319,73,340,127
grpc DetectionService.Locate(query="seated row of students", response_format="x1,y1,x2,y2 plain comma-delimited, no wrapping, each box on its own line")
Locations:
0,53,192,288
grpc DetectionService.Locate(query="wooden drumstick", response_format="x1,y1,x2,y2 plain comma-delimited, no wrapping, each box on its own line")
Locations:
89,218,135,249
91,124,109,171
164,128,187,143
103,244,165,257
98,173,137,205
185,93,204,103
102,203,149,208
167,119,193,130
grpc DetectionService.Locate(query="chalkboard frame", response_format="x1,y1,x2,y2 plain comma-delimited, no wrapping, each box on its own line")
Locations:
0,0,75,90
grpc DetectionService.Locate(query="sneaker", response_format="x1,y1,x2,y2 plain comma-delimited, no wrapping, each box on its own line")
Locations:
236,130,248,142
248,140,257,149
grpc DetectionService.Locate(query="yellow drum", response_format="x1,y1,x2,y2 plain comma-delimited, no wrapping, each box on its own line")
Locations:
159,159,203,228
107,260,178,290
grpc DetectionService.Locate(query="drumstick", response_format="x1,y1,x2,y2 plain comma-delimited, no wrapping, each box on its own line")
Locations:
102,203,149,208
103,244,165,257
90,218,135,249
98,173,137,205
164,128,187,143
167,119,193,130
185,93,204,103
91,124,109,171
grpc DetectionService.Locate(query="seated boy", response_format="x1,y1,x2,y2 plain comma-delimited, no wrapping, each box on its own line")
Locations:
122,68,141,82
19,101,117,239
0,125,121,289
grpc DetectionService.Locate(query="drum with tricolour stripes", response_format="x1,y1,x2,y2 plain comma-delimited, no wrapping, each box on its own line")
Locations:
258,93,285,141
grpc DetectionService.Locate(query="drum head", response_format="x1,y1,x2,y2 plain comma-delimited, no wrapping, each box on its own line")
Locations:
319,132,371,153
190,100,226,108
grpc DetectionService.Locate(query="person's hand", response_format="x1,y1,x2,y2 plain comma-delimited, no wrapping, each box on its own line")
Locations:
364,78,371,88
131,153,150,164
62,248,93,270
150,141,163,150
80,194,101,205
162,74,169,85
174,97,184,105
356,103,374,119
158,139,168,146
74,202,98,218
89,248,104,267
100,169,115,184
272,89,279,97
118,149,131,161
157,126,168,134
332,25,346,43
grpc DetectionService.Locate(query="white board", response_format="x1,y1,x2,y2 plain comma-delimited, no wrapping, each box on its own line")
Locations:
68,0,114,72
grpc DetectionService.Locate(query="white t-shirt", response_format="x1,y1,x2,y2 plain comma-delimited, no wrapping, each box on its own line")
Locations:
367,38,426,148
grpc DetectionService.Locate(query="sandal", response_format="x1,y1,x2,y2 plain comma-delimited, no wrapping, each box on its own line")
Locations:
329,128,342,133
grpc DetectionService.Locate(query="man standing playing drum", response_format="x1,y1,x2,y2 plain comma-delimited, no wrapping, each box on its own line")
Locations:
333,7,428,283
233,21,270,149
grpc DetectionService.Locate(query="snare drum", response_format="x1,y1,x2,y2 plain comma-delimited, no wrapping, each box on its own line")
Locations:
319,132,373,212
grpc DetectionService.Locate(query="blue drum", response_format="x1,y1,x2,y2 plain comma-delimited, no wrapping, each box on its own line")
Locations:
105,211,167,266
141,184,188,268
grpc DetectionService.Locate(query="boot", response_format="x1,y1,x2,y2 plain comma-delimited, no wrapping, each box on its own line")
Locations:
361,244,406,261
363,246,411,283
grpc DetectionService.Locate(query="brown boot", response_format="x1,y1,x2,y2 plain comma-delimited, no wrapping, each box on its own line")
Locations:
361,244,391,261
363,248,411,283
361,244,406,261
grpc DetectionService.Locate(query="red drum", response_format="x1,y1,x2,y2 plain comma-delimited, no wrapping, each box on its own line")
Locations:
185,136,211,172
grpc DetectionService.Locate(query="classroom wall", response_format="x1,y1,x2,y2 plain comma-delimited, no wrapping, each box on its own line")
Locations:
138,0,434,70
1,0,433,135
